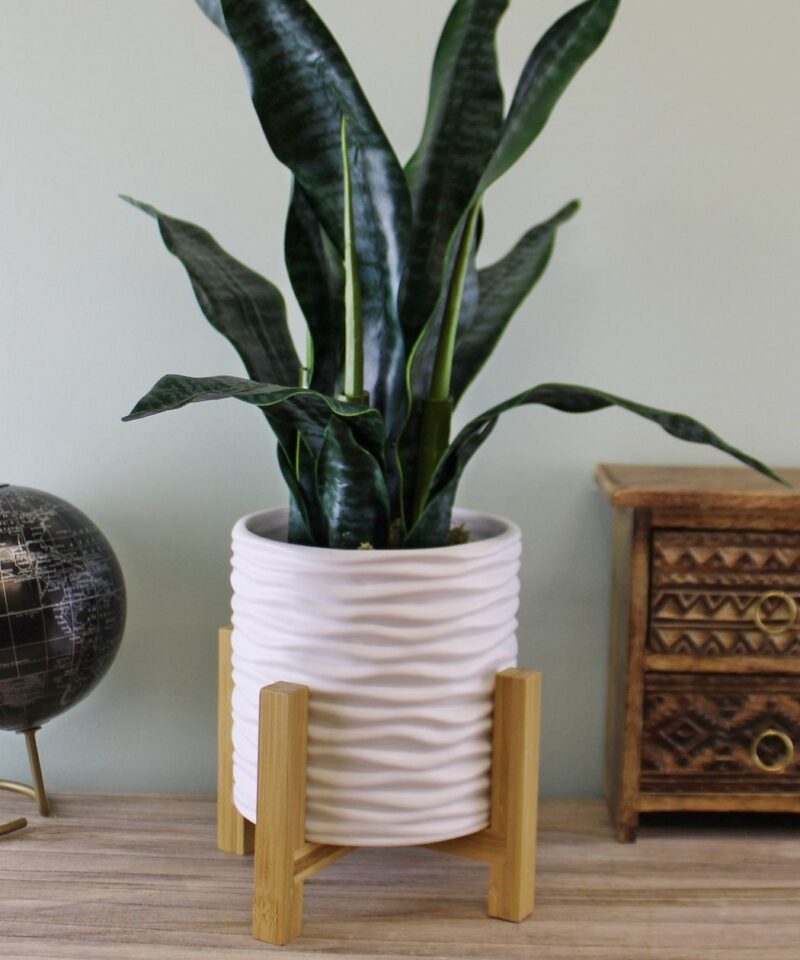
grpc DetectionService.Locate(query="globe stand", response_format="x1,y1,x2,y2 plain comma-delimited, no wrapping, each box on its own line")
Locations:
0,727,50,836
216,627,542,946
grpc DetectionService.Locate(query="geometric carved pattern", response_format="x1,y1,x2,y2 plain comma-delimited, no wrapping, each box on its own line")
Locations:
649,530,800,657
641,673,800,793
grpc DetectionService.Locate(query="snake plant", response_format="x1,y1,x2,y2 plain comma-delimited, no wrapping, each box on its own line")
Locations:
124,0,780,549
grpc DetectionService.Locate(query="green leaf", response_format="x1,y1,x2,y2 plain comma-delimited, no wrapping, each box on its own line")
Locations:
219,0,411,433
402,0,617,404
276,436,327,546
284,181,344,395
400,0,508,348
317,418,390,549
479,0,620,191
123,373,386,464
450,200,580,402
121,196,301,387
407,382,783,547
195,0,229,34
340,116,364,402
276,441,317,545
404,416,496,549
398,222,479,523
400,0,618,525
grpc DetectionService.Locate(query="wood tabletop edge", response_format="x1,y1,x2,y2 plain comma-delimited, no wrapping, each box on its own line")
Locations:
595,463,800,509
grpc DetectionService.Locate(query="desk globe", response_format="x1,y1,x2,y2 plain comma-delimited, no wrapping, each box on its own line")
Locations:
0,485,126,833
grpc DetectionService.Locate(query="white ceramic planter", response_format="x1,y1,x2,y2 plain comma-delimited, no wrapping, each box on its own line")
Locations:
230,507,521,846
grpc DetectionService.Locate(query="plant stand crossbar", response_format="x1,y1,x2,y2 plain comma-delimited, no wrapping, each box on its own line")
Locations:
216,627,542,945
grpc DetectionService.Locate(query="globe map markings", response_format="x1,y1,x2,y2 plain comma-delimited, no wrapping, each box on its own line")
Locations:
0,486,126,732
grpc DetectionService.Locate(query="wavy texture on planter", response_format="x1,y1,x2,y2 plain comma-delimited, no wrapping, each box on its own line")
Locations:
230,509,521,845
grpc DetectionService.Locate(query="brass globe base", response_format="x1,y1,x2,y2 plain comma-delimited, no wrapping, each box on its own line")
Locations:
0,728,50,836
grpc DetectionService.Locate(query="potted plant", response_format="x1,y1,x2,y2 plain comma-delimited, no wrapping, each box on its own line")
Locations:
123,0,778,845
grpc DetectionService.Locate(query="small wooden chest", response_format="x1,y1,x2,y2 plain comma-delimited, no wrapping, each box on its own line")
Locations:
596,464,800,841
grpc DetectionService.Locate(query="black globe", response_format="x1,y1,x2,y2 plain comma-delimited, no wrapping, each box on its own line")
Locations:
0,485,126,732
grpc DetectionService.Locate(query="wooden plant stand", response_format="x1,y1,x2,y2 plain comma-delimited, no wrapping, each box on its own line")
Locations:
216,627,542,945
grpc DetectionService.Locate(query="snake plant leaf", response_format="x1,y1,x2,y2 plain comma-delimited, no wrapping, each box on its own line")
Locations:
450,200,580,403
403,0,618,507
123,374,387,464
479,0,619,192
122,196,301,388
400,0,508,349
277,438,325,546
317,418,391,549
276,442,315,545
407,382,784,547
404,417,497,549
195,0,229,34
284,181,344,395
398,237,479,522
219,0,412,433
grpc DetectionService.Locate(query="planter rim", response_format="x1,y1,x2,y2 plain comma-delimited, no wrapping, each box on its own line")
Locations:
233,506,520,561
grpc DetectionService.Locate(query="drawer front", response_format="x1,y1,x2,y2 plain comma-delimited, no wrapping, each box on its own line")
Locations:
641,673,800,793
649,530,800,658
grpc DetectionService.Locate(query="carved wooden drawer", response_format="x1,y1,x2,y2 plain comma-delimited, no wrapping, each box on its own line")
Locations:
649,530,800,659
596,464,800,842
641,673,800,792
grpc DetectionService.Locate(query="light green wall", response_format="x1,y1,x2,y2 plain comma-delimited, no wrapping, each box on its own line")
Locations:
1,0,798,797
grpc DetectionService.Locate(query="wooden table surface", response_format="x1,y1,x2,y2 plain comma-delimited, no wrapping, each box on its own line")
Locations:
0,795,798,959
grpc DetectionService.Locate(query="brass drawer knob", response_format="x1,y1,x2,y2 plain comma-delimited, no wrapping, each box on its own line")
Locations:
753,591,798,635
751,728,795,773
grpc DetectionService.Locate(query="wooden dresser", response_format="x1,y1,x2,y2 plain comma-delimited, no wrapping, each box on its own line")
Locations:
596,464,800,841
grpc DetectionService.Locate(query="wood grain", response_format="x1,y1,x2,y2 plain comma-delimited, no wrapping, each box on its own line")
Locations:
487,669,540,922
0,794,798,959
640,673,800,790
645,654,800,675
598,465,800,841
253,682,309,944
604,507,651,842
216,627,254,856
596,464,800,510
249,670,539,942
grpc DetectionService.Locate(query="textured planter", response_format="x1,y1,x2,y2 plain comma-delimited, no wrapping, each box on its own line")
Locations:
230,507,521,847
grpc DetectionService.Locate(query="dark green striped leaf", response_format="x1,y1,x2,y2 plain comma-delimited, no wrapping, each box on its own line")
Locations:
219,0,411,434
400,0,508,348
450,200,580,402
398,233,479,522
317,418,390,549
479,0,620,191
401,0,618,509
276,441,316,545
407,382,783,547
122,196,301,388
284,181,344,395
277,437,325,545
195,0,229,34
123,374,386,465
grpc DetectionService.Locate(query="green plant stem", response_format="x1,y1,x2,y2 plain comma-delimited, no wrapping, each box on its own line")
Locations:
304,330,313,388
412,203,480,521
341,116,365,404
429,203,480,401
412,396,452,521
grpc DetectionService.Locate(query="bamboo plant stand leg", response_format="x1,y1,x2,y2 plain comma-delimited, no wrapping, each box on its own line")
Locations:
424,669,542,922
252,682,351,944
250,668,541,946
216,627,254,856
